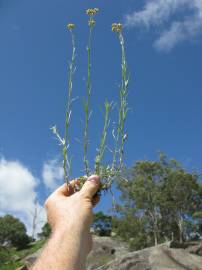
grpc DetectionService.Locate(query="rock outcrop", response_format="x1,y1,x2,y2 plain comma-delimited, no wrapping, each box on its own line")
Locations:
87,236,129,270
186,242,202,256
20,238,202,270
98,244,202,270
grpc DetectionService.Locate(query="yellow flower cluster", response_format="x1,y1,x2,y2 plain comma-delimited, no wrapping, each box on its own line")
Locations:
86,8,99,15
112,23,122,33
67,23,75,30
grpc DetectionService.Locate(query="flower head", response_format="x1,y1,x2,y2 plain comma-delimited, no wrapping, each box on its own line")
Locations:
67,23,75,30
86,8,99,16
112,23,122,33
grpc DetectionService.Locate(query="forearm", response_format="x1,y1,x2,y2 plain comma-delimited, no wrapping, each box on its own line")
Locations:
32,226,88,270
33,176,100,270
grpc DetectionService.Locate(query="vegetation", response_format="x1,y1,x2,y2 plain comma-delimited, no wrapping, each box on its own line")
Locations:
0,239,45,269
51,8,130,193
0,261,22,270
38,223,51,239
0,215,45,268
92,211,112,236
0,247,10,266
0,215,30,250
113,154,202,250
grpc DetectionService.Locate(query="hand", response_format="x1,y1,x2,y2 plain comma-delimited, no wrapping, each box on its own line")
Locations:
44,175,100,254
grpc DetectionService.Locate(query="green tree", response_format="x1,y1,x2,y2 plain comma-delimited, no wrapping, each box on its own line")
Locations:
92,212,112,236
115,154,202,248
38,223,52,239
118,160,165,245
112,212,151,251
161,170,202,243
193,211,202,236
0,215,30,249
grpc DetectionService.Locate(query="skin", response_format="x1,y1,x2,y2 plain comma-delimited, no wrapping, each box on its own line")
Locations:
32,175,100,270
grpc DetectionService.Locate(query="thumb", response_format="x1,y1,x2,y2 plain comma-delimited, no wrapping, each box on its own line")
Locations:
80,175,100,199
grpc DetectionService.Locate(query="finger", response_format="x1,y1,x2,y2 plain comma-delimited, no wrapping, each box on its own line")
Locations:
55,179,81,196
79,175,100,200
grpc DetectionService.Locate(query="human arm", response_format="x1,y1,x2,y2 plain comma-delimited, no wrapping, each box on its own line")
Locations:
32,175,100,270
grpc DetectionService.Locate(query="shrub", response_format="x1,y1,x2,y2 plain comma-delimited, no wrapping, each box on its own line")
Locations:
0,215,30,250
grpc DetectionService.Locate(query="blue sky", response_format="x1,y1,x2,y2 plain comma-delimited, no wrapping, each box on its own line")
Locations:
0,0,202,234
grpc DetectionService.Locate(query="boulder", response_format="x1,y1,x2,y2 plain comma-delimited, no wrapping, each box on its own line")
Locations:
98,244,202,270
20,237,202,270
186,243,202,256
98,248,151,270
87,236,129,270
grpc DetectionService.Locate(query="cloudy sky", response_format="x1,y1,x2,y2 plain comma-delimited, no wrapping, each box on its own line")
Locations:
0,0,202,235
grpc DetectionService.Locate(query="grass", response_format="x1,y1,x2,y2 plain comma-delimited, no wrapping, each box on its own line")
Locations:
9,240,45,258
0,240,45,270
0,261,23,270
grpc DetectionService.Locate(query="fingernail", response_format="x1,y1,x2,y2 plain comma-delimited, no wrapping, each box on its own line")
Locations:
87,175,99,184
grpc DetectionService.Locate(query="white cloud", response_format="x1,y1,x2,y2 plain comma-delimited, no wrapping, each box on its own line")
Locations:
125,0,191,28
125,0,202,51
154,15,202,51
42,159,64,191
0,158,46,236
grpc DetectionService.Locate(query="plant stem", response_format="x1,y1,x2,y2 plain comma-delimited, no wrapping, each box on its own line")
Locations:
94,100,111,175
51,25,76,184
112,31,129,172
118,32,129,169
83,25,93,176
63,29,76,183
